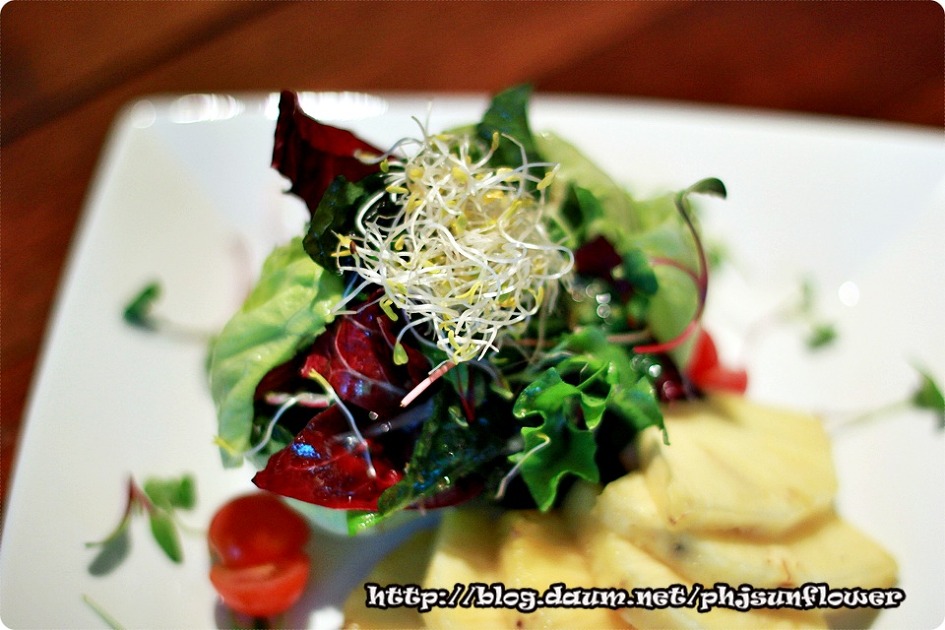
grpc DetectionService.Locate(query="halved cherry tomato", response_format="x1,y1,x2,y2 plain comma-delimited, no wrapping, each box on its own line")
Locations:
208,491,311,618
686,329,748,394
209,552,310,618
208,492,309,568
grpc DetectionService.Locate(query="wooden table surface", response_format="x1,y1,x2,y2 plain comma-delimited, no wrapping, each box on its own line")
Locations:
1,1,942,514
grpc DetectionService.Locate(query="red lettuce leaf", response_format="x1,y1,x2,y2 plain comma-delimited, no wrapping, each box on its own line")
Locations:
271,90,383,216
252,404,479,511
574,234,622,280
301,296,429,416
252,405,404,510
252,295,435,510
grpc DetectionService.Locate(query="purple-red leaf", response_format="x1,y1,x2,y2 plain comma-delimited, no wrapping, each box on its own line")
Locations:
271,90,383,216
301,297,429,416
253,295,432,510
252,406,404,510
574,234,622,280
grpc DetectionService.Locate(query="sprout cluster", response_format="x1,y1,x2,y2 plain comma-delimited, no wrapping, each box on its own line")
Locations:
339,125,573,364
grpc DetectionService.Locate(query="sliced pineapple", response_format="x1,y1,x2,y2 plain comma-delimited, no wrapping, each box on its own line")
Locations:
417,507,632,629
593,473,798,588
783,514,897,590
585,395,897,629
578,525,828,629
497,510,631,629
420,507,509,629
592,472,896,594
638,395,837,536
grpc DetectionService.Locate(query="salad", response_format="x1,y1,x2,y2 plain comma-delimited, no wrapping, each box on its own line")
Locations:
207,85,744,534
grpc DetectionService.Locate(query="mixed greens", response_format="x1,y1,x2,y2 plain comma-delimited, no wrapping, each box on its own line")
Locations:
207,86,740,533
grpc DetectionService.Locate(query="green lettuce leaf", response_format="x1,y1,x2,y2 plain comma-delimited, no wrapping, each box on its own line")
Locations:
536,131,636,244
511,370,601,512
510,324,669,512
538,131,714,360
209,236,343,466
477,84,543,169
514,364,609,431
540,132,698,266
557,327,665,436
621,247,659,296
303,173,384,271
560,185,605,244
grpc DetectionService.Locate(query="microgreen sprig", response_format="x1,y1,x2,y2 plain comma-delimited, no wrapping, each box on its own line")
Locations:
824,364,945,433
742,276,839,356
633,177,726,354
123,282,163,330
913,364,945,429
86,474,196,573
122,281,213,342
793,277,839,350
82,594,126,630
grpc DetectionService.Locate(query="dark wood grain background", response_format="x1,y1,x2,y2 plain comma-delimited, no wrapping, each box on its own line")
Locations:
1,0,942,513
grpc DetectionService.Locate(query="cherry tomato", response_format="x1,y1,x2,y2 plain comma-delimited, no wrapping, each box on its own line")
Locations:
208,491,311,618
210,553,310,618
692,364,749,393
686,329,748,394
208,492,309,568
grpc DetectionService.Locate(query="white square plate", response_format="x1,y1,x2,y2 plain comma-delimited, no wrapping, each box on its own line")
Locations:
2,92,942,629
